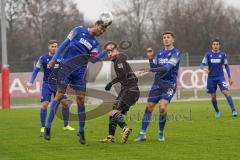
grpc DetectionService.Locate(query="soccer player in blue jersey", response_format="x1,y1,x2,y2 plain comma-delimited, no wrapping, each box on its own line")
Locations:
200,39,238,118
26,40,75,133
134,31,180,142
44,13,112,144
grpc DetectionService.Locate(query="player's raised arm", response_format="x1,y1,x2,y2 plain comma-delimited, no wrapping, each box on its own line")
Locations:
89,46,108,63
26,56,42,88
146,48,157,69
48,28,77,68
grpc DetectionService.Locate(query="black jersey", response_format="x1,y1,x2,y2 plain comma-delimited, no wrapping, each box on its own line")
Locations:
111,54,138,87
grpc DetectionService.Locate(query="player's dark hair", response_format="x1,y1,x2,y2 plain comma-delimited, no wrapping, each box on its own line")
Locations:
104,41,118,50
212,38,221,45
162,31,175,38
48,40,58,45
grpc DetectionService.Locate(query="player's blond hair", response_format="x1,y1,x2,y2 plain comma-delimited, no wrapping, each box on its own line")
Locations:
48,40,58,45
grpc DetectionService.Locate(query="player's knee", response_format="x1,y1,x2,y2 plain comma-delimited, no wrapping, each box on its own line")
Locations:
159,106,167,114
76,95,85,106
222,90,229,97
211,94,217,100
60,99,69,108
42,102,49,109
109,110,121,117
147,103,155,112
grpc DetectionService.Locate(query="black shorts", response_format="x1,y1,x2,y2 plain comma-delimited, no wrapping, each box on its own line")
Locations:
113,85,140,114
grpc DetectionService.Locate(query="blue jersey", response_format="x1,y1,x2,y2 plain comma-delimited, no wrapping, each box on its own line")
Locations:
152,48,180,86
35,53,60,82
62,26,100,63
201,50,228,78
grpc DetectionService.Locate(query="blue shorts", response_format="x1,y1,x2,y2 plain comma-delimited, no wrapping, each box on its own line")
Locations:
58,69,87,91
41,82,67,102
207,76,228,94
147,80,176,103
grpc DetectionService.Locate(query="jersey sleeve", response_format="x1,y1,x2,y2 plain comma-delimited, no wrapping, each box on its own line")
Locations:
67,27,79,41
90,44,100,57
223,53,228,65
201,53,208,64
35,56,43,69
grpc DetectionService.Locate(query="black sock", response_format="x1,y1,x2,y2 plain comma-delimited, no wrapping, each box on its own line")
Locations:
109,116,117,136
114,112,127,129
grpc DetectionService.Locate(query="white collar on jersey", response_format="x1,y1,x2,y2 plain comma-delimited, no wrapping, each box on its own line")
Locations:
212,50,221,53
49,52,54,57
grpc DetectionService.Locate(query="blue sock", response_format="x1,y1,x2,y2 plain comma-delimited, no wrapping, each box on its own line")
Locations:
141,108,152,133
62,107,69,127
211,100,219,112
78,106,86,133
226,95,236,112
40,108,47,127
159,113,167,132
45,100,60,128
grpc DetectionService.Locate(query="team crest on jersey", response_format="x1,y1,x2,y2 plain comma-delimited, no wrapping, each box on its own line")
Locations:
118,63,123,69
168,52,172,56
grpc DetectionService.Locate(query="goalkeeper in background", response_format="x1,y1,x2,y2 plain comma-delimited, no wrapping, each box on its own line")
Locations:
26,40,75,133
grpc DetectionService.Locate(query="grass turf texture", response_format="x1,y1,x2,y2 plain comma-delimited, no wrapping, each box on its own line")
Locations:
0,100,239,160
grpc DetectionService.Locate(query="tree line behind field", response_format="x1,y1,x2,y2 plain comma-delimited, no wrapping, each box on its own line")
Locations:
0,0,240,72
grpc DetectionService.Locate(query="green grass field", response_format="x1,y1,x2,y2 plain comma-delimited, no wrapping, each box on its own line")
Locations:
0,100,240,160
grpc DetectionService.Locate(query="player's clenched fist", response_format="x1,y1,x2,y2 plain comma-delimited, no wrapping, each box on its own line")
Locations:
26,82,33,89
48,60,56,68
146,48,154,59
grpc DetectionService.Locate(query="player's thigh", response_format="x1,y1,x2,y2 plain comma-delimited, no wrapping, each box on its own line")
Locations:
160,87,176,104
217,78,228,92
147,84,162,104
113,86,139,114
41,83,53,103
207,77,217,94
69,69,87,91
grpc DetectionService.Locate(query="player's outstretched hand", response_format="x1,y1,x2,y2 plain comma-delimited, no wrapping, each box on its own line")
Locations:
146,48,154,59
228,78,233,86
105,82,112,91
26,82,33,89
48,60,56,69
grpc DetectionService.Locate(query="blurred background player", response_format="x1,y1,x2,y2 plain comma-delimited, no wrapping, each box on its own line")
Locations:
26,40,75,133
134,31,180,142
200,39,238,118
44,12,112,144
100,42,139,144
